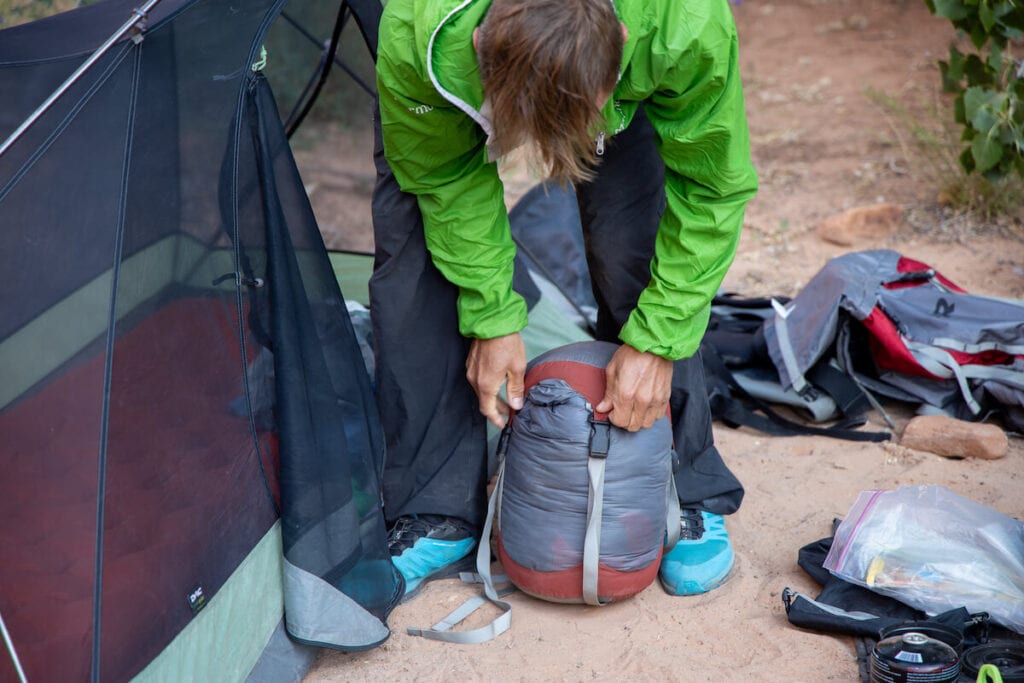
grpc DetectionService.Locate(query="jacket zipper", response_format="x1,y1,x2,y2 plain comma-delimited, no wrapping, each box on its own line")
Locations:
595,132,605,156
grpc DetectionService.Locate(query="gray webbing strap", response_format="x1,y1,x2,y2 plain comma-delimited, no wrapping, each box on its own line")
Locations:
406,460,513,643
664,473,680,552
771,298,810,393
932,336,1024,356
405,581,516,643
910,341,1024,391
905,341,982,414
582,455,607,605
901,337,1024,417
582,419,611,606
957,363,1024,389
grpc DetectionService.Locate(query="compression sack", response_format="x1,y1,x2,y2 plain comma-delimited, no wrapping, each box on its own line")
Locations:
495,341,678,605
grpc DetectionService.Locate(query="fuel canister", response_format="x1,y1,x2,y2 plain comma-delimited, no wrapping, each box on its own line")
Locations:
870,631,961,683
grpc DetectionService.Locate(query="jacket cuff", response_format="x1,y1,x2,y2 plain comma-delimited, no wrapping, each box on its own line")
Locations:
618,304,711,361
457,288,529,340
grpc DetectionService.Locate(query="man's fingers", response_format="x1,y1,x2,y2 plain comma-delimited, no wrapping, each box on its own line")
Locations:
624,407,642,432
606,402,639,432
640,401,667,430
603,395,667,432
507,373,525,412
466,333,526,427
479,393,509,429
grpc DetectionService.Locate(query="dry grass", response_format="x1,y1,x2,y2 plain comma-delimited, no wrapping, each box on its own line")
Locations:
866,84,1024,236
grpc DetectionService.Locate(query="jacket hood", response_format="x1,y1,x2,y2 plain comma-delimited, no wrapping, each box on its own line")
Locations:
417,0,493,135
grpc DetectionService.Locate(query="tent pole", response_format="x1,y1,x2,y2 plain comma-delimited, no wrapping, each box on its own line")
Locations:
0,609,27,683
0,0,163,160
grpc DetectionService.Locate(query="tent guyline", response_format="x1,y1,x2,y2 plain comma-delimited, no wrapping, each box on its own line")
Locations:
0,0,163,160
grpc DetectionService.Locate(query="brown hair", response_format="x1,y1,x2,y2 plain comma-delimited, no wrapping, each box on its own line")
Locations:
477,0,622,184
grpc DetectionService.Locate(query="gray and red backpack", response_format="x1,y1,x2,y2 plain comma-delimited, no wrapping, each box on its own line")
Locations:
702,250,1024,439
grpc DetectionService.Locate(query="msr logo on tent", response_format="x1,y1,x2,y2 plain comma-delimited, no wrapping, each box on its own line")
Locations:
408,104,434,115
188,584,208,615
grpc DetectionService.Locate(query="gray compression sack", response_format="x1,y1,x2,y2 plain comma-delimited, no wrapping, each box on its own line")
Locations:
496,341,678,604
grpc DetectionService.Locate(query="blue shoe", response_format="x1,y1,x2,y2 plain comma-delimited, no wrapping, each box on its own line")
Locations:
659,509,734,596
388,515,477,599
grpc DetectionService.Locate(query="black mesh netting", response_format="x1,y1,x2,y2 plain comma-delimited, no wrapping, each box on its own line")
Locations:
0,1,399,680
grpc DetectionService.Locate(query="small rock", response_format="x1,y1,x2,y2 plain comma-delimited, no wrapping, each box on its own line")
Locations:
816,203,904,246
900,415,1008,460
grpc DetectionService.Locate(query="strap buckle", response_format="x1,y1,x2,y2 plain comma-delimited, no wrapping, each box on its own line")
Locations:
589,417,611,458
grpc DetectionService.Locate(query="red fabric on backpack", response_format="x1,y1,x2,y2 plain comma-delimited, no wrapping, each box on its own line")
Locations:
863,256,1018,378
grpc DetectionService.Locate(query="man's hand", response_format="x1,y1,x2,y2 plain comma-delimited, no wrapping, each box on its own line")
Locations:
466,332,527,429
596,344,673,432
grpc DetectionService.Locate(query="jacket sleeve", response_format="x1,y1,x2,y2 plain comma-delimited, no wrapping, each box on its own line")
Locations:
618,4,758,360
376,58,528,340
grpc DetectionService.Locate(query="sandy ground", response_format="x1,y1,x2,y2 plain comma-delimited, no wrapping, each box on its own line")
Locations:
297,1,1024,680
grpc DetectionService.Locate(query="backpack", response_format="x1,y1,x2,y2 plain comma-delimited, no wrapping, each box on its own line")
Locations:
764,250,1024,432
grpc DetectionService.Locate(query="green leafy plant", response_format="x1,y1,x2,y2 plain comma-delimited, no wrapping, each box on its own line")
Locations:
924,0,1024,178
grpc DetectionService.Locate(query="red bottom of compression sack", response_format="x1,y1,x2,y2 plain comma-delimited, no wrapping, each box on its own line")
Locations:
497,534,663,603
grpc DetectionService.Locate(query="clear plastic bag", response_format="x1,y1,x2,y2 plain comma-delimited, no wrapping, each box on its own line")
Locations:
824,485,1024,633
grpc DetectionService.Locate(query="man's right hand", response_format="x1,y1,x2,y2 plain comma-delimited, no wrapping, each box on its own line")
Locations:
466,332,526,429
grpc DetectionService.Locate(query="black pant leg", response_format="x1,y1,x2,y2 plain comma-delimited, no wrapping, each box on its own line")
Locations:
574,106,744,515
369,107,487,528
670,348,744,514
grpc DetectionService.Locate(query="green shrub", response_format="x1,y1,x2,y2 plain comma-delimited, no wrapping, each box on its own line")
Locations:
924,0,1024,179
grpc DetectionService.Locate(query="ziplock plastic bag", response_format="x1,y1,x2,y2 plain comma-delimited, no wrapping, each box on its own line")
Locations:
824,485,1024,633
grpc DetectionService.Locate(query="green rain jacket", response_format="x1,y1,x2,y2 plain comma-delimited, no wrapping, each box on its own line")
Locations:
376,0,758,360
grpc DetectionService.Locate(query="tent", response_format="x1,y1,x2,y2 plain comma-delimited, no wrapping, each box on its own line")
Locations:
0,0,402,680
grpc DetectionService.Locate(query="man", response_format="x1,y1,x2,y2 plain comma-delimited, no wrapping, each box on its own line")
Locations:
371,0,757,598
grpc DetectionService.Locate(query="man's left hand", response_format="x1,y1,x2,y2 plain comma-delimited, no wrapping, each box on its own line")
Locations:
596,344,673,432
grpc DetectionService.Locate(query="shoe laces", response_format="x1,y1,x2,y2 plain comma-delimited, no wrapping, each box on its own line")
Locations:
679,508,706,541
387,515,474,555
387,517,430,554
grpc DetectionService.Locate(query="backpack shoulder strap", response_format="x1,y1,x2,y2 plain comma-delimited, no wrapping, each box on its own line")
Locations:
702,342,890,442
